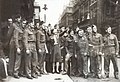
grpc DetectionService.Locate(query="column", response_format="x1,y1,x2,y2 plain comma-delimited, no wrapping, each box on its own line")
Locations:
97,0,103,33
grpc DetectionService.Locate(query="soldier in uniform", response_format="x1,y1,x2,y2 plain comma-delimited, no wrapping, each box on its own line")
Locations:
70,27,80,76
91,25,103,78
13,17,24,79
7,18,15,76
23,21,37,79
62,30,75,75
59,27,67,73
45,24,52,73
86,26,93,75
76,29,89,78
103,25,119,79
36,22,47,75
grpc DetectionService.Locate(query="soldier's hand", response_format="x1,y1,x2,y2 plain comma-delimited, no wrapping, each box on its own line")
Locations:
60,46,64,49
75,54,77,58
116,53,119,57
17,48,21,54
26,49,30,54
46,49,49,54
99,52,102,55
84,53,87,56
39,49,42,53
89,44,93,47
116,53,118,55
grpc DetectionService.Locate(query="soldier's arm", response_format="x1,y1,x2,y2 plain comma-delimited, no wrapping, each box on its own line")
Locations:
65,39,69,54
114,35,119,54
14,29,19,48
23,29,28,50
85,37,89,55
6,24,15,46
99,34,103,53
36,31,41,49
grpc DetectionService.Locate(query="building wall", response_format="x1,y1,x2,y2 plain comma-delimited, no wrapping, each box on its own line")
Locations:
59,6,73,28
72,0,108,32
0,0,34,22
0,0,1,22
1,0,21,22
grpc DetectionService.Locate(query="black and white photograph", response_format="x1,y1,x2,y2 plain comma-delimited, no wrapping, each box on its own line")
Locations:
0,0,120,82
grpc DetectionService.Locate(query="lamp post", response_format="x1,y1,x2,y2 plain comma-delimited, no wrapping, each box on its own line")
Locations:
43,4,48,23
34,2,40,24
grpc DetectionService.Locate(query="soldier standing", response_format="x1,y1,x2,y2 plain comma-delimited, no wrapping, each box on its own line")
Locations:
36,22,47,75
86,26,93,75
76,29,89,78
62,30,75,75
13,18,24,79
7,18,15,76
103,25,119,79
23,21,37,79
60,27,67,73
91,25,103,79
45,24,52,73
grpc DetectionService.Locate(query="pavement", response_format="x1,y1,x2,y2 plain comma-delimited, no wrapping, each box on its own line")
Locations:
0,58,120,82
70,58,120,82
1,74,73,82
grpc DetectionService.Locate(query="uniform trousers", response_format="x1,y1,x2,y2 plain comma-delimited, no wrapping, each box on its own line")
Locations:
104,55,118,76
37,43,46,73
25,42,38,77
77,54,88,75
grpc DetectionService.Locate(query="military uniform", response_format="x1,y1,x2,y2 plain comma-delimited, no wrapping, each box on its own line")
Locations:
91,33,103,78
36,27,46,74
45,31,52,73
70,33,78,76
86,32,93,74
76,35,88,77
13,22,24,77
60,35,67,72
7,23,15,75
103,33,119,78
64,35,74,74
23,26,37,78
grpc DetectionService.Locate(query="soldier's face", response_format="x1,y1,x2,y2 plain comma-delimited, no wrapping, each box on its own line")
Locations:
53,29,58,34
30,23,34,29
78,30,84,36
107,27,112,34
30,23,34,28
17,17,21,23
87,27,92,33
61,27,65,32
93,26,97,33
36,23,40,29
76,27,79,32
70,30,74,36
8,20,13,24
22,22,26,27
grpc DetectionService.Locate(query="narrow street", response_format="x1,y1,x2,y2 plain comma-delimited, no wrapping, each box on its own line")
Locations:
0,0,120,82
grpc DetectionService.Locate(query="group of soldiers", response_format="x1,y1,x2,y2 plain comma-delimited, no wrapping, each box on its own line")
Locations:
6,15,48,79
1,14,119,80
60,24,119,79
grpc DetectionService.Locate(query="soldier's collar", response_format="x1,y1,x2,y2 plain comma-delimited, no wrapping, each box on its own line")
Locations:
93,32,97,35
78,35,83,38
